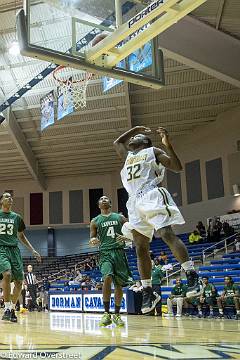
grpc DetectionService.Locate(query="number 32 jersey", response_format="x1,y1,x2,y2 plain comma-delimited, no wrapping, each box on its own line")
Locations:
121,147,165,197
0,210,26,247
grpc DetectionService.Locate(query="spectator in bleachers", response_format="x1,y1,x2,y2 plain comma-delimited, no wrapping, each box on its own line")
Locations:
149,250,154,260
158,251,168,265
94,282,103,291
234,234,240,252
74,270,82,283
217,276,240,319
188,230,202,244
166,277,187,318
207,217,222,242
81,276,94,291
222,221,235,238
196,221,206,238
151,259,164,316
197,276,217,318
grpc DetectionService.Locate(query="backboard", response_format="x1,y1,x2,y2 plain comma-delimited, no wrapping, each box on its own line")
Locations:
17,0,207,89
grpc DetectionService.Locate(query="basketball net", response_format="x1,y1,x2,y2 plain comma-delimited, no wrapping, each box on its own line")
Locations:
53,66,92,110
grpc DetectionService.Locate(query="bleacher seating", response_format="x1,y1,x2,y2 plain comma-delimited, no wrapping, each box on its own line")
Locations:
42,231,240,307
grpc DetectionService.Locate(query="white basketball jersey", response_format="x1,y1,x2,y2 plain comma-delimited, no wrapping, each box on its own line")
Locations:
120,147,165,196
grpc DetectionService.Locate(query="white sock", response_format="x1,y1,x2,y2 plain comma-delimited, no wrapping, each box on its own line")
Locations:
4,302,11,310
219,309,223,314
141,279,152,288
181,260,195,271
237,310,240,315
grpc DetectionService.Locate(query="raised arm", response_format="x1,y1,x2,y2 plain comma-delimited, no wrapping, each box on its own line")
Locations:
113,126,151,160
154,127,182,172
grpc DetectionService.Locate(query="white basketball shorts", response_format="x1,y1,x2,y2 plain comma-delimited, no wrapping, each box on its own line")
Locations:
126,187,185,239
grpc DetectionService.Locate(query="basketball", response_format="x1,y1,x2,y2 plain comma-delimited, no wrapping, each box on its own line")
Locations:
92,33,108,47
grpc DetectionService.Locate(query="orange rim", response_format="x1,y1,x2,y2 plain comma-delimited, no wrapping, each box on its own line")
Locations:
53,65,92,85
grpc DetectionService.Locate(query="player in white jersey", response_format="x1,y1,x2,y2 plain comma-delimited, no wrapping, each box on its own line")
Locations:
114,126,199,314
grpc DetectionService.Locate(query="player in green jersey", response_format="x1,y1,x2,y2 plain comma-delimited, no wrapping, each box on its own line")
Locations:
0,192,41,322
217,276,240,319
197,276,217,318
89,196,133,327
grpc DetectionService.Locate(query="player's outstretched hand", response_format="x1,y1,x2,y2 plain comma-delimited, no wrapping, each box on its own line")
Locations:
89,237,100,247
32,250,41,263
135,126,151,134
156,127,170,147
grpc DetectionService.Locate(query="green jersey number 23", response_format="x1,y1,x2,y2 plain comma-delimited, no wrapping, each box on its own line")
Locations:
0,223,14,235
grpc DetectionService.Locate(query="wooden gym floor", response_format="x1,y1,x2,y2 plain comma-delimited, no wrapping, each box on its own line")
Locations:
0,311,239,359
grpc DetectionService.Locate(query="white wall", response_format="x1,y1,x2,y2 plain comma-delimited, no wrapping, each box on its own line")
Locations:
172,105,240,233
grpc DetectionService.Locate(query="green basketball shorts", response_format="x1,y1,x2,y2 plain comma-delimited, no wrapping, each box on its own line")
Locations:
99,248,133,287
0,246,24,281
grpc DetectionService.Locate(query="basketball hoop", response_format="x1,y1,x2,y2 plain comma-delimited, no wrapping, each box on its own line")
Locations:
53,66,92,110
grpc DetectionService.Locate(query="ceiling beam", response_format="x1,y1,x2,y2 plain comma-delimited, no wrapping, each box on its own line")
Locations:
132,101,240,119
216,0,226,30
6,109,47,189
157,15,240,88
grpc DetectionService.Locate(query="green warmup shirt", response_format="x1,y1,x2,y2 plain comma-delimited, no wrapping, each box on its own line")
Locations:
93,213,124,251
152,265,164,285
171,283,188,297
203,283,217,298
0,210,26,246
224,284,239,296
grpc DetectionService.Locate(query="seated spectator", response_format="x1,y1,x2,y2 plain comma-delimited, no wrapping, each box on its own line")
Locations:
217,276,240,319
82,277,93,291
196,221,206,237
129,281,143,293
94,282,103,291
197,276,217,318
189,230,202,244
158,251,168,265
222,221,235,237
74,270,82,283
166,277,187,317
63,281,70,291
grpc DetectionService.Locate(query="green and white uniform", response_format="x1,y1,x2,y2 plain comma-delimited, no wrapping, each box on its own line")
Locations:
203,283,217,305
93,213,132,286
223,284,239,305
0,210,25,281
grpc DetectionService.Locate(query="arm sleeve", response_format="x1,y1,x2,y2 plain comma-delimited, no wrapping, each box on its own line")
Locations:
18,216,26,232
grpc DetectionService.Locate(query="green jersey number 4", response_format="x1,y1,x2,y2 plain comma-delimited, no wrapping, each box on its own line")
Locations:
107,226,115,239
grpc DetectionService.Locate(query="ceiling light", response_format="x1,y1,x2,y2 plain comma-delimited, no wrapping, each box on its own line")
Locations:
9,41,20,56
233,184,240,197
